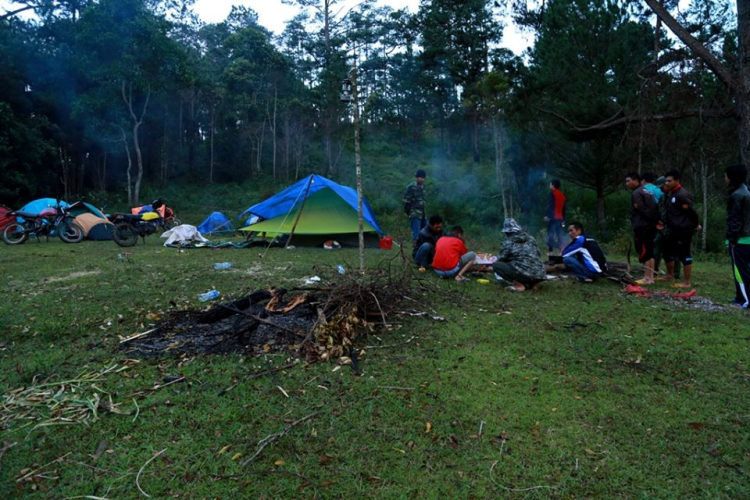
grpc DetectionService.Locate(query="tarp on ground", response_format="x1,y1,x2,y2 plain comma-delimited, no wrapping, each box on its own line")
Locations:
197,212,236,236
238,174,383,237
0,206,13,231
161,225,209,247
73,213,115,240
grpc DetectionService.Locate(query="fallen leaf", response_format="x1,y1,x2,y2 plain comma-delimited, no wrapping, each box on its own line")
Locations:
216,445,231,457
231,453,242,461
425,422,432,434
320,481,336,487
688,422,706,430
274,460,285,466
585,449,596,456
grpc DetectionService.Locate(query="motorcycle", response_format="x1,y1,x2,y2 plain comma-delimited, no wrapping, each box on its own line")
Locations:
2,204,84,245
110,199,177,247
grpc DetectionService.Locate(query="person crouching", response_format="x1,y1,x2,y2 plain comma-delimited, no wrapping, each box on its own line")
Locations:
492,218,546,291
562,222,607,283
432,226,476,282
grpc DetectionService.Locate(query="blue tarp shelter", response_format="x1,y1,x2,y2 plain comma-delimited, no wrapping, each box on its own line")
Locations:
238,174,383,234
198,212,236,236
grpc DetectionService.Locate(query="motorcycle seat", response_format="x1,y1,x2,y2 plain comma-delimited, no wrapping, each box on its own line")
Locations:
14,211,39,219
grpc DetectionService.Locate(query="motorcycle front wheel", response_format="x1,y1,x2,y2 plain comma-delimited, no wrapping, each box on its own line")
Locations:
2,223,28,245
58,221,84,243
112,223,139,247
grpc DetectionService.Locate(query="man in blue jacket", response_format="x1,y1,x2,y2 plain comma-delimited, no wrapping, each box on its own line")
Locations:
562,222,607,282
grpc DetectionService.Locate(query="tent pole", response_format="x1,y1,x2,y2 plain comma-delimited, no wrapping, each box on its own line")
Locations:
284,174,314,249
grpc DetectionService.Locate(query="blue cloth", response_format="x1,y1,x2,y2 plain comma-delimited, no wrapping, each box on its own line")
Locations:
410,218,426,241
238,174,383,234
414,242,435,267
564,256,599,282
644,184,663,204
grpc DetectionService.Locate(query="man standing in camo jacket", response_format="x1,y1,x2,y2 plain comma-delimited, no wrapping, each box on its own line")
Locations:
404,169,427,243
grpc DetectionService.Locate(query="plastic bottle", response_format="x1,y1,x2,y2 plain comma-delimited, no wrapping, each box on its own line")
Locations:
213,262,233,270
117,253,124,261
337,265,346,275
198,290,220,302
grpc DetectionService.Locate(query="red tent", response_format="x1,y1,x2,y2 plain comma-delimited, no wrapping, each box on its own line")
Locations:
0,206,14,231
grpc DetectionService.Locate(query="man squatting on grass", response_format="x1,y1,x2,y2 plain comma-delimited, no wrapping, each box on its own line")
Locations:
562,222,607,282
725,164,750,309
662,170,700,288
432,226,476,282
625,172,660,285
492,218,546,292
413,215,445,271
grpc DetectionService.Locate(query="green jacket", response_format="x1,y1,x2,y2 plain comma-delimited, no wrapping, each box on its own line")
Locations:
496,231,546,281
403,181,426,219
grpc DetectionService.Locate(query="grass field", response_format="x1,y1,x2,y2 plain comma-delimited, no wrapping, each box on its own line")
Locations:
0,236,748,499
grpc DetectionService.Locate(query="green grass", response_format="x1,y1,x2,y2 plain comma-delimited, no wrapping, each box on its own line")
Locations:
0,238,748,499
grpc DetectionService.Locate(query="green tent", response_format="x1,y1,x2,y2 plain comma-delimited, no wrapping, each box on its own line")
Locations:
239,174,383,246
243,189,378,235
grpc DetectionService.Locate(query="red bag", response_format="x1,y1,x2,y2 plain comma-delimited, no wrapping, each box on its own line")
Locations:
379,236,393,250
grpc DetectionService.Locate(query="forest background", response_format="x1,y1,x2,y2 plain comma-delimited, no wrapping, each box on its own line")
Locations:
0,0,744,251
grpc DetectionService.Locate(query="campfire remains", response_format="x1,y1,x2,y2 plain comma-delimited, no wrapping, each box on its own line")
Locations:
120,263,439,360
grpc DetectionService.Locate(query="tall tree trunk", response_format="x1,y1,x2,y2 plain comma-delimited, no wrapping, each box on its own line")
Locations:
272,86,278,181
210,107,215,183
700,152,708,252
644,0,750,164
493,117,508,219
352,66,365,273
122,81,150,206
119,127,133,206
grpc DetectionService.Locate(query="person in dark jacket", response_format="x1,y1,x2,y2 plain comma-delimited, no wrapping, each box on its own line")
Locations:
626,172,659,284
404,169,427,243
662,170,699,287
562,222,607,282
413,215,445,270
493,218,546,291
544,179,567,256
725,164,750,309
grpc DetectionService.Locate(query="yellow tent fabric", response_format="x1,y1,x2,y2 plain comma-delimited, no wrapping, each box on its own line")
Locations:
240,188,376,235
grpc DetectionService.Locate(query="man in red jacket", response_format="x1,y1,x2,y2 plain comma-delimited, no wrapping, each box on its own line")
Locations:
432,226,476,282
544,179,567,257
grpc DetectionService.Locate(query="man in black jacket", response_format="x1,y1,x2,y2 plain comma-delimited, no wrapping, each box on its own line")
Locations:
662,170,699,288
626,172,659,284
725,164,750,309
413,215,445,271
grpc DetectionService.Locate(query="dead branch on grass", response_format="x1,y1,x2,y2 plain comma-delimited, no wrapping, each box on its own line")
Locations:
241,412,319,466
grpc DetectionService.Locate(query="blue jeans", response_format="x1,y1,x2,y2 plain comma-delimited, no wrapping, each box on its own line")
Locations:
414,243,435,268
410,218,426,241
563,256,599,282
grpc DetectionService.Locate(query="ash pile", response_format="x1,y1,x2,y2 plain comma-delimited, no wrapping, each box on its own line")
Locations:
121,289,316,357
120,264,436,360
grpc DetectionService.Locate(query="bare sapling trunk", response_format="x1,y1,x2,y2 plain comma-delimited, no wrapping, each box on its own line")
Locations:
122,81,151,206
210,107,215,183
272,86,278,181
493,117,508,219
352,67,365,273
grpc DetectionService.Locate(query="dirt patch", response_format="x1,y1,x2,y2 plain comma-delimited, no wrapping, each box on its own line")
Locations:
45,270,101,283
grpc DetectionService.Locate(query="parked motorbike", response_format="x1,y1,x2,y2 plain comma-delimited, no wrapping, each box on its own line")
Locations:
110,199,177,247
2,204,83,245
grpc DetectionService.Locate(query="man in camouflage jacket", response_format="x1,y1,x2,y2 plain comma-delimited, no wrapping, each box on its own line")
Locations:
404,169,427,242
492,218,546,291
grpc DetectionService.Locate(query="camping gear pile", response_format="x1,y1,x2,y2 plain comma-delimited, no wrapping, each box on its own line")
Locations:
4,175,388,249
